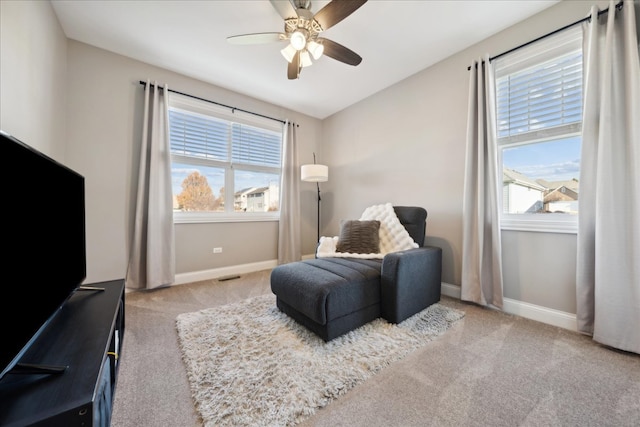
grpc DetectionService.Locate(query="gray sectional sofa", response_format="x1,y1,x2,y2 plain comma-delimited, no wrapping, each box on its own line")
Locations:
270,206,442,341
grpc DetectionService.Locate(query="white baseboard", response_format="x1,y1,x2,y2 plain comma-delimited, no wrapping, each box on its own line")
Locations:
440,282,577,332
175,256,319,285
441,282,462,299
502,298,577,331
174,260,278,285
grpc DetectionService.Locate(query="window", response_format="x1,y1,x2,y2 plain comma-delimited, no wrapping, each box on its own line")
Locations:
168,94,283,223
494,26,583,233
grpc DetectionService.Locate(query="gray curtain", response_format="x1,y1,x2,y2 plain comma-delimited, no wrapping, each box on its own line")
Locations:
576,0,640,354
461,55,504,308
126,80,175,290
277,121,301,264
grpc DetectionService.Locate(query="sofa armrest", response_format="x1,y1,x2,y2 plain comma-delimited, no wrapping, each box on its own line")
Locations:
380,246,442,323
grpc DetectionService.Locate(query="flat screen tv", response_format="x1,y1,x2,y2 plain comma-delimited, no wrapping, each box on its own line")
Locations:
0,130,86,380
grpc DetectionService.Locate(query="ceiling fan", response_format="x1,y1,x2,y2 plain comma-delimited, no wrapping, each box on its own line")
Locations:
227,0,368,80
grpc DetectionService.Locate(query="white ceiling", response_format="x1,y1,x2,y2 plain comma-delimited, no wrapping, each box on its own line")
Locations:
51,0,559,119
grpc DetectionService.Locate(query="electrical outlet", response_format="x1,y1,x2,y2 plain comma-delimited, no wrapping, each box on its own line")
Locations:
213,247,222,254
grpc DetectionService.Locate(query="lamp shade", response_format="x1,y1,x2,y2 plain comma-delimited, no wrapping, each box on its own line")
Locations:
300,50,313,68
307,40,324,60
301,164,328,182
280,44,297,63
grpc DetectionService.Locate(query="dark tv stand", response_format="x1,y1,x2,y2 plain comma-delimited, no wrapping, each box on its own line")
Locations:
0,279,125,426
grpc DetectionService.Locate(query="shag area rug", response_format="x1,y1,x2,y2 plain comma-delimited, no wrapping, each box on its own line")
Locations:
175,294,465,427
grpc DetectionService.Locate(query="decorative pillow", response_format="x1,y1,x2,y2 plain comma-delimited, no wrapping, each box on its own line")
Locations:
336,220,381,254
316,236,384,259
359,203,418,254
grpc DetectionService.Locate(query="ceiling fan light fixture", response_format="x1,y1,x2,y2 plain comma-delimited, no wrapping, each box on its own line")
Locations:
228,0,368,80
307,40,324,60
281,44,297,63
290,31,307,50
300,50,313,67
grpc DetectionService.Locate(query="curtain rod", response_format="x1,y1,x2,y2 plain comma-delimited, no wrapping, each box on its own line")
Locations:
467,1,624,70
138,80,298,127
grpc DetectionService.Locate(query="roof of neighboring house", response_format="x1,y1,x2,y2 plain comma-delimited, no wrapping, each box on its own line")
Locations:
246,187,269,196
234,187,256,197
537,178,579,192
503,168,547,191
544,186,579,202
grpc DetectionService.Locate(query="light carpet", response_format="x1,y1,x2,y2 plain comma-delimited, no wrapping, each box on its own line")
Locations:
175,293,465,427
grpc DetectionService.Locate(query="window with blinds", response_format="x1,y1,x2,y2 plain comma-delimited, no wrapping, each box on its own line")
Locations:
494,26,582,233
167,94,283,222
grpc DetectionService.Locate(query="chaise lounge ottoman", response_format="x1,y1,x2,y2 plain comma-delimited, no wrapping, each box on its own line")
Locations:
271,205,442,341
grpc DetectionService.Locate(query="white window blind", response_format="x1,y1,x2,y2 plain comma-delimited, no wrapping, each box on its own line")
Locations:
169,109,229,161
169,109,282,169
231,123,282,168
495,26,583,145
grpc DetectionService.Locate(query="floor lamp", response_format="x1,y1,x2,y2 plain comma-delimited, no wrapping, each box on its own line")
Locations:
301,154,328,243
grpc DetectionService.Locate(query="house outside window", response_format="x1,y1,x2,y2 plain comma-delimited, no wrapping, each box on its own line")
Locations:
168,94,283,223
494,26,583,233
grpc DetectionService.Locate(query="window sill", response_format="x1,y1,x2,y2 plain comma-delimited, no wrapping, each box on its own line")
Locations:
500,214,577,234
174,212,279,224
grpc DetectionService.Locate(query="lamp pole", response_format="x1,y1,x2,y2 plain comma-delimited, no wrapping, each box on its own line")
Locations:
300,153,328,244
315,180,321,243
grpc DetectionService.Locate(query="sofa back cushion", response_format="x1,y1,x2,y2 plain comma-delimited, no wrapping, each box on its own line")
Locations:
393,206,427,247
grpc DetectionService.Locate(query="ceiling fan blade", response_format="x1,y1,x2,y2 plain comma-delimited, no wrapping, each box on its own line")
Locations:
313,0,367,31
270,0,297,20
227,32,287,45
318,38,362,66
287,51,300,79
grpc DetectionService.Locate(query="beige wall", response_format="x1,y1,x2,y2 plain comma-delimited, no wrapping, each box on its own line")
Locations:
0,0,67,161
322,0,610,314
